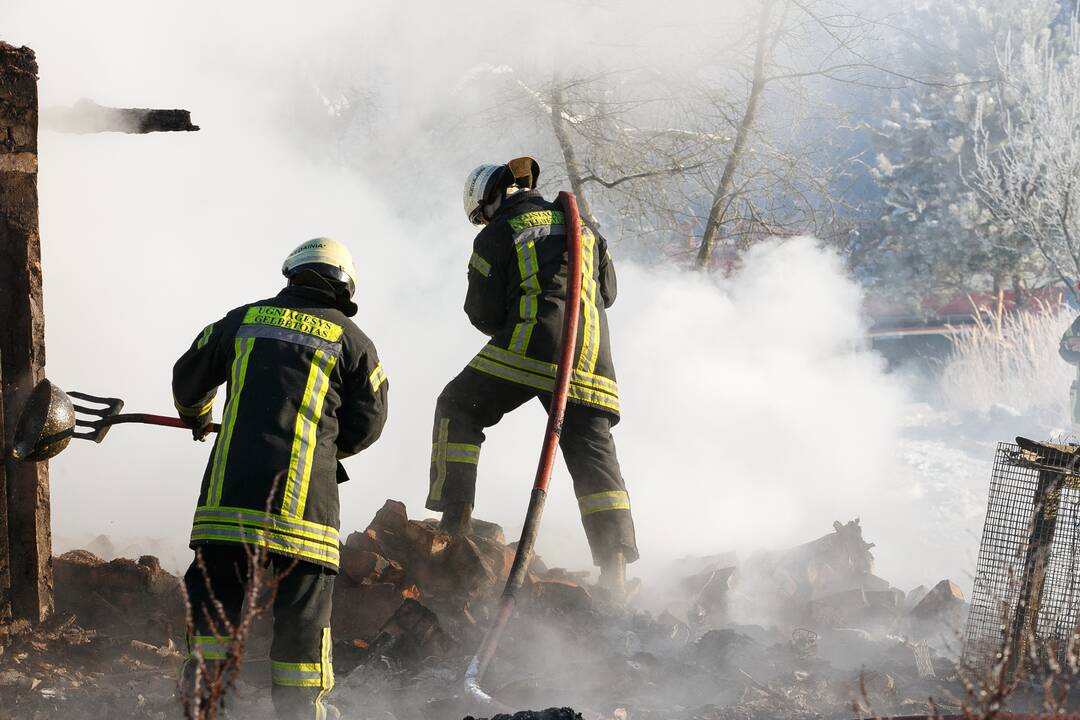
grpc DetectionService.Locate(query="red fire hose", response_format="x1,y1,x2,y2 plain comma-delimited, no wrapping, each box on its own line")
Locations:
464,191,585,706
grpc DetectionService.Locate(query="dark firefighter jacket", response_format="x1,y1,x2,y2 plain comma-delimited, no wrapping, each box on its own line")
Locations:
172,283,389,571
464,189,620,416
1062,315,1080,365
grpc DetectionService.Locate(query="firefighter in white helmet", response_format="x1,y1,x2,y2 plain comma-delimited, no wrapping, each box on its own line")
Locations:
173,237,388,719
429,157,638,595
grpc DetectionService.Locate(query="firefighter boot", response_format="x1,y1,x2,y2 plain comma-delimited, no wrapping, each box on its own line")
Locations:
599,550,627,601
440,501,473,536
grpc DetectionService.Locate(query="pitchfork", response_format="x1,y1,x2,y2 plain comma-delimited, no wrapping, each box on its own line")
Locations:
11,379,219,461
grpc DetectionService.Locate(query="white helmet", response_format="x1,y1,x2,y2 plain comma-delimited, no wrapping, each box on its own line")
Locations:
463,164,507,225
462,157,540,225
282,237,359,297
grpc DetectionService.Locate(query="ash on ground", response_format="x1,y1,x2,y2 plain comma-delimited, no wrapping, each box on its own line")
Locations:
0,502,971,719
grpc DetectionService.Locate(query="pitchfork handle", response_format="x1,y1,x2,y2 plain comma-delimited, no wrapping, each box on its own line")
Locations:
99,413,221,433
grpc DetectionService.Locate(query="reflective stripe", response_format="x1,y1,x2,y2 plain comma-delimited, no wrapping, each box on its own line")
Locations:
321,627,334,692
237,323,342,355
576,228,600,374
191,634,228,661
578,490,631,516
469,252,492,277
566,385,620,413
468,355,620,414
243,306,343,342
435,442,480,465
196,323,215,350
509,241,540,354
193,506,339,544
175,395,214,418
270,627,333,697
470,344,620,412
513,223,565,244
478,344,619,395
207,337,255,506
369,362,387,393
272,661,323,687
314,627,334,717
508,210,565,233
190,524,340,566
430,418,450,502
282,350,336,519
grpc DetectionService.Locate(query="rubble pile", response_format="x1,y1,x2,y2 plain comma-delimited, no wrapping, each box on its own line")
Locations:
331,509,968,719
675,520,970,643
53,550,186,645
1,504,976,720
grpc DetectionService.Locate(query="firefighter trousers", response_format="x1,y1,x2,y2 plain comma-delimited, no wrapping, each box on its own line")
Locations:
182,545,335,720
426,365,639,564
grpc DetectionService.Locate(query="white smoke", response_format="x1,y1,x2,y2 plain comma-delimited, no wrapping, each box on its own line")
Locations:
2,0,979,593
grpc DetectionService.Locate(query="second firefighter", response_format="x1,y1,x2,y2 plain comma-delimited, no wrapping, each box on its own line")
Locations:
427,156,639,592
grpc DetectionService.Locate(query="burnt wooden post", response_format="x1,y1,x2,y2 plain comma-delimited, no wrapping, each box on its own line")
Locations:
0,45,197,624
1007,466,1062,674
0,351,7,620
0,43,51,623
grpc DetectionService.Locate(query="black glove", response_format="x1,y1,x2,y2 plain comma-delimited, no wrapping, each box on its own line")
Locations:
183,413,213,442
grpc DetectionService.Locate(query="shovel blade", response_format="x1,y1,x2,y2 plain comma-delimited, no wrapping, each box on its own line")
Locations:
11,379,75,462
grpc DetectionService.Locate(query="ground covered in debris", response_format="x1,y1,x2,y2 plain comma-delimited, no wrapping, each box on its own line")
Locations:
1,501,975,719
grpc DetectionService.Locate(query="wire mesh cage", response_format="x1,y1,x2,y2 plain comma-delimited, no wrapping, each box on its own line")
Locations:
963,439,1080,672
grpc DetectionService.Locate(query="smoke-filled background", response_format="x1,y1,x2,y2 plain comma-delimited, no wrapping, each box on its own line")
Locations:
2,0,1073,596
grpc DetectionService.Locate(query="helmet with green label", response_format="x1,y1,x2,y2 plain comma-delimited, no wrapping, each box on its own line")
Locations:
282,237,358,297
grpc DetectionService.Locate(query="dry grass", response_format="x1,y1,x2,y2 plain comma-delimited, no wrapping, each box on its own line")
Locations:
938,301,1075,421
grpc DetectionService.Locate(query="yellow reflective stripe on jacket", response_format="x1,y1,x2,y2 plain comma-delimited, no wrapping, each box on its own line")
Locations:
429,418,450,502
192,506,339,545
578,490,631,516
369,362,387,393
479,344,618,392
474,344,620,403
512,223,565,244
282,350,337,519
207,337,255,506
576,228,601,374
509,240,541,355
196,323,215,350
468,354,620,414
243,306,343,342
469,252,492,277
189,523,340,567
508,210,565,233
174,395,214,418
190,634,228,661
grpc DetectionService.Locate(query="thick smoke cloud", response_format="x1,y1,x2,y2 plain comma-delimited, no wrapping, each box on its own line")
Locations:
2,1,956,590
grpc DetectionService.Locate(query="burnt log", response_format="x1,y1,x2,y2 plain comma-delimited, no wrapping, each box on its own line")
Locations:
42,99,199,134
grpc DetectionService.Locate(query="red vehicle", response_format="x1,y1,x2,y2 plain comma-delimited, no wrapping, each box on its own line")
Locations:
865,287,1069,365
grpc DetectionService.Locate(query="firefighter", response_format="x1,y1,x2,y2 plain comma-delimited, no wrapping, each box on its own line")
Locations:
1061,308,1080,427
173,238,388,719
427,157,638,594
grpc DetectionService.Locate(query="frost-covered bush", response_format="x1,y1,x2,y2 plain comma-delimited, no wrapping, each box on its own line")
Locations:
866,0,1061,298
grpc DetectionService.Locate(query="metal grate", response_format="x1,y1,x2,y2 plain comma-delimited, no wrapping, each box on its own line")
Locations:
963,440,1080,672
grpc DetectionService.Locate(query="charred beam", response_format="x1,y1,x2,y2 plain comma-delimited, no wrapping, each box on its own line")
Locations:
42,99,199,134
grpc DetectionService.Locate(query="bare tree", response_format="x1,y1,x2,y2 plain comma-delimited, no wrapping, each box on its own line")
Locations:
695,0,781,268
480,1,924,272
